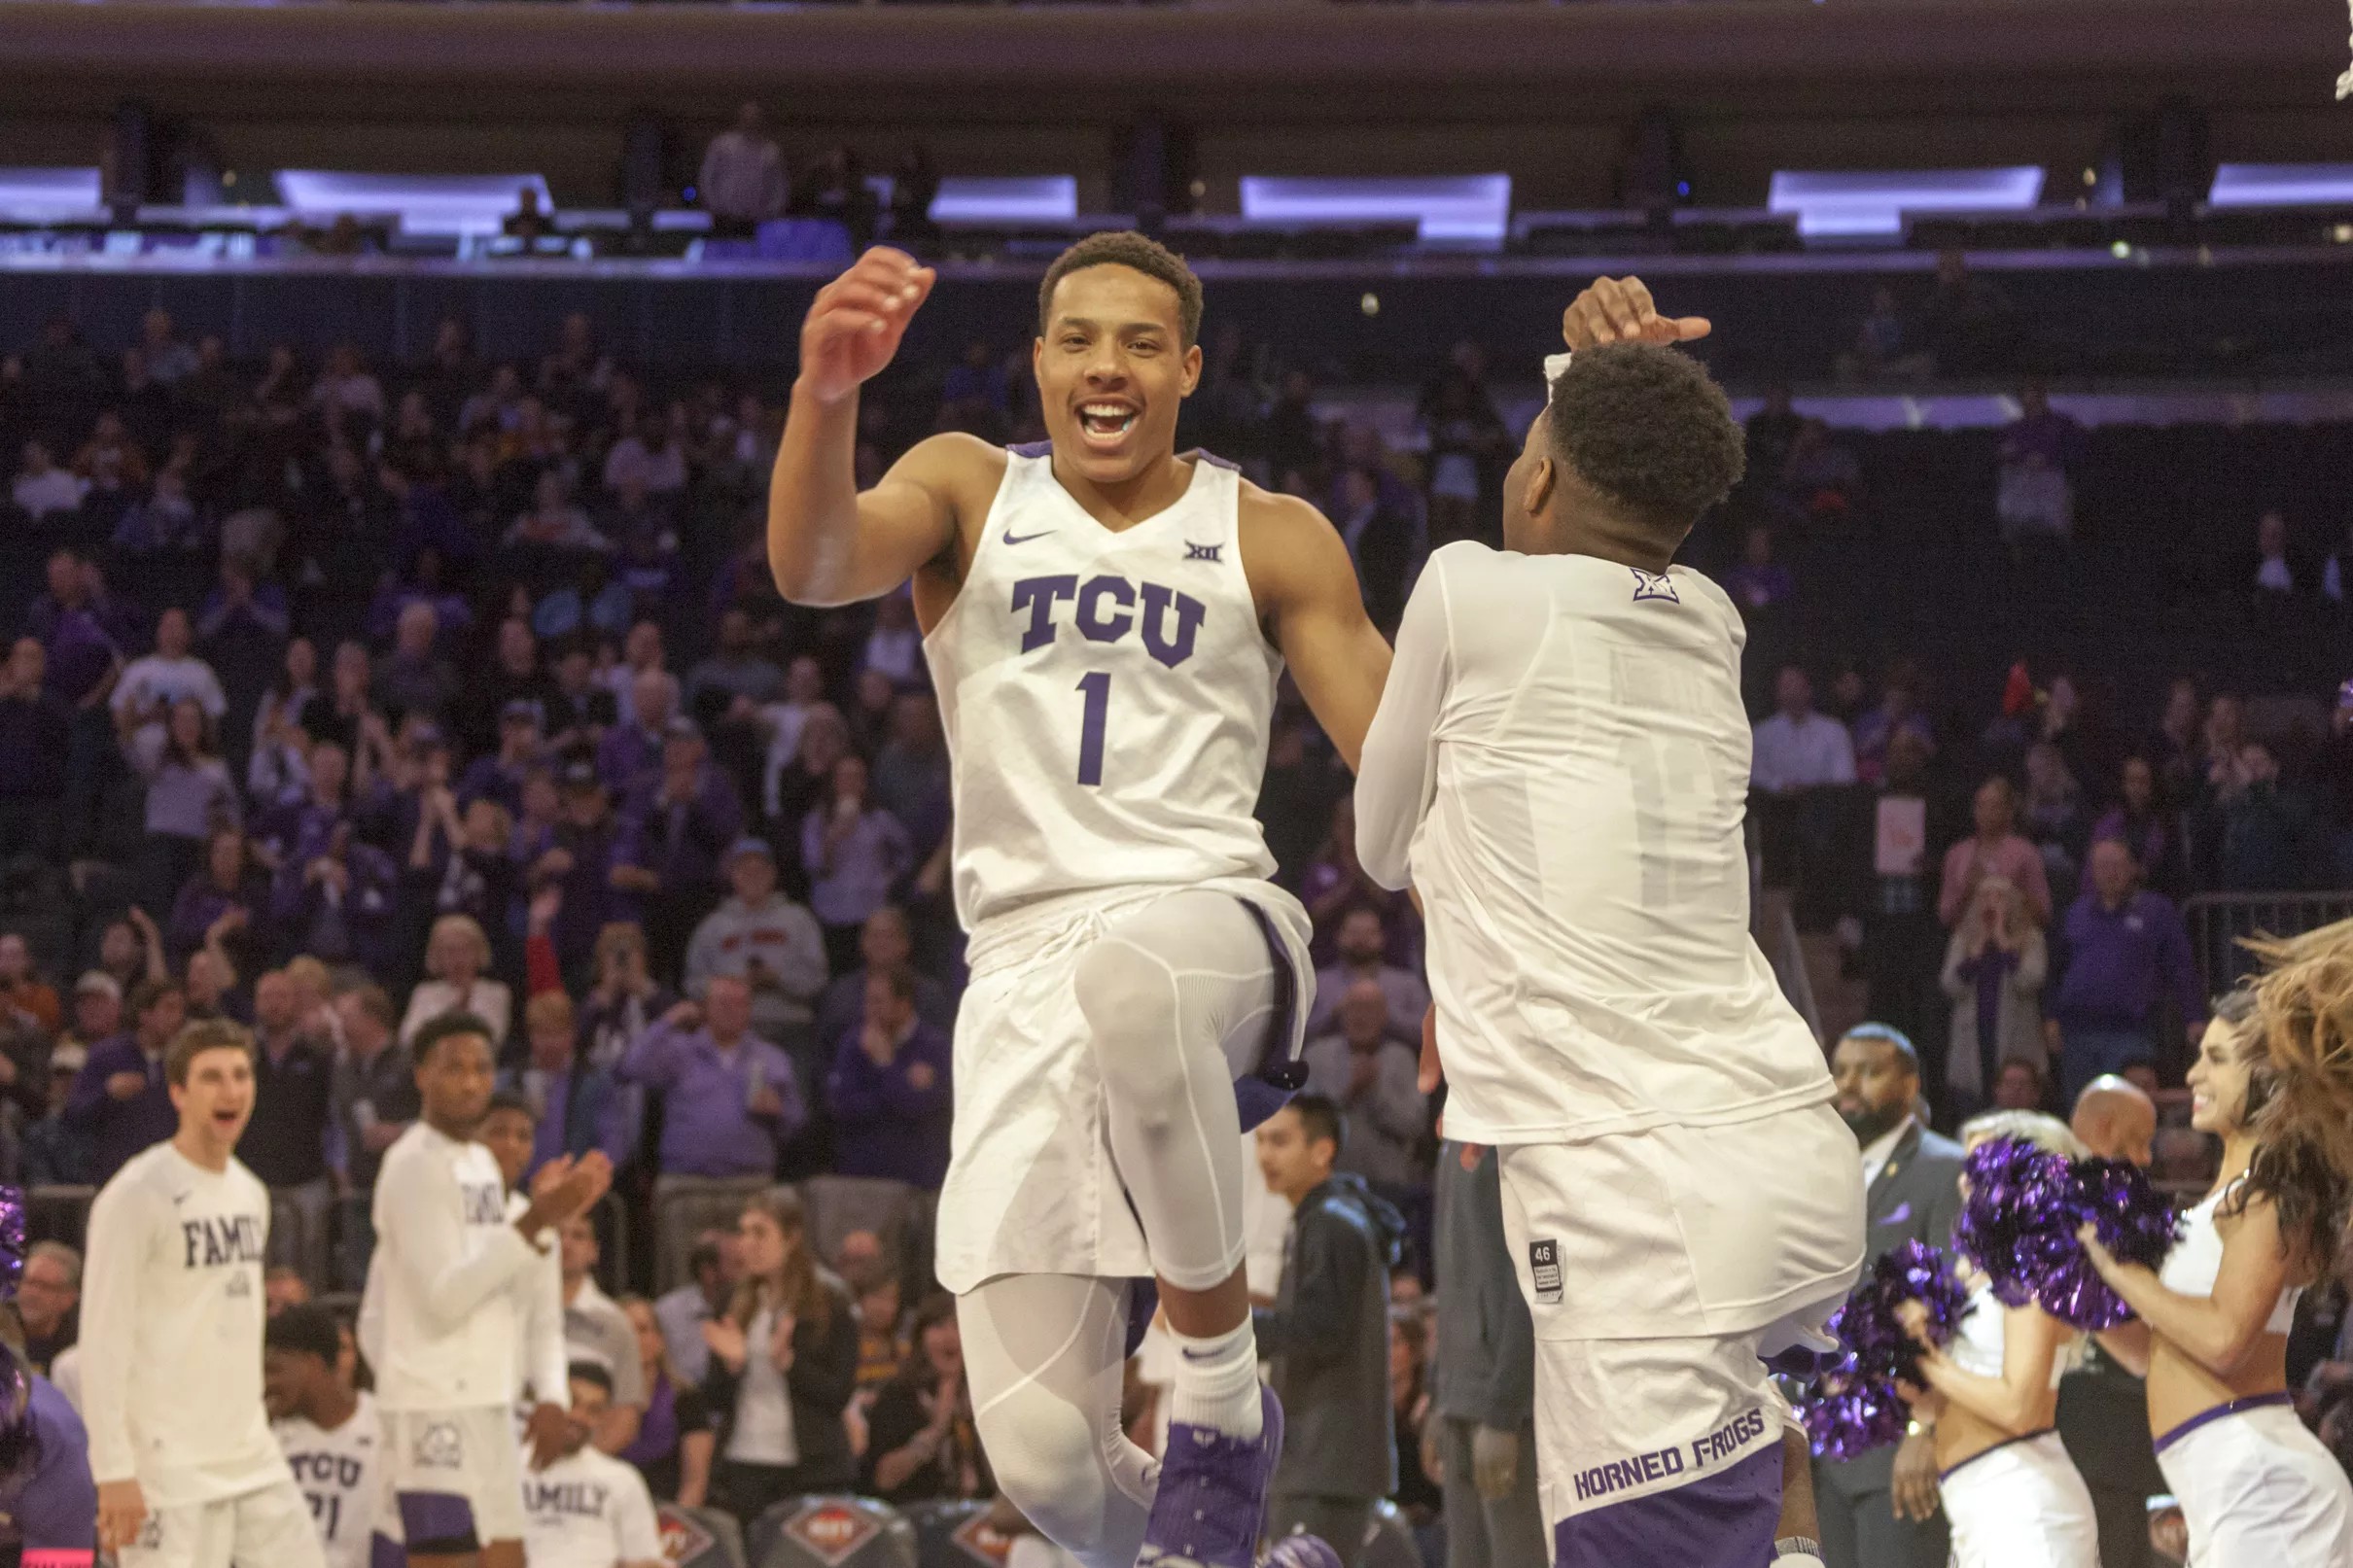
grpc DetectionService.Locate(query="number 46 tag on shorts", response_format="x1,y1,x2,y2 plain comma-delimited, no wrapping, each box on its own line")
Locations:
1528,1239,1564,1304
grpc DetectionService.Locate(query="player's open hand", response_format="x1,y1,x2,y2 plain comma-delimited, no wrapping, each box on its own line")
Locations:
1562,277,1711,351
97,1477,148,1554
801,247,937,405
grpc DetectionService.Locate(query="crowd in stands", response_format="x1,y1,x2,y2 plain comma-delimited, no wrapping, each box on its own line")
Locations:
3,288,2352,1557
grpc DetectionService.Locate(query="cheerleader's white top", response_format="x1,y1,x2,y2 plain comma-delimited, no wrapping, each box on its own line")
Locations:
2158,1178,2302,1335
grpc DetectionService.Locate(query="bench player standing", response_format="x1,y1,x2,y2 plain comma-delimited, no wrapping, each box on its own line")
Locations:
85,1019,328,1568
768,234,1392,1568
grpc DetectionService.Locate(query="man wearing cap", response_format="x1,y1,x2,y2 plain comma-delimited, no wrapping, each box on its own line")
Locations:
55,970,122,1060
24,1039,97,1186
615,717,745,981
539,757,626,976
458,699,546,816
685,838,828,1059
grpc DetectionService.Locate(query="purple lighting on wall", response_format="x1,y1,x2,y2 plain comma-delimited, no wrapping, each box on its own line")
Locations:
1769,167,2045,239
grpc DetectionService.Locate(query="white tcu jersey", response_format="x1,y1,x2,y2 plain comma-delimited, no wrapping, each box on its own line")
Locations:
1354,541,1834,1146
520,1446,663,1568
80,1142,287,1509
923,445,1282,929
275,1393,385,1568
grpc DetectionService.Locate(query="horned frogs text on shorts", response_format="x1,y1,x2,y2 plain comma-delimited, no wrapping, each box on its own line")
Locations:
921,445,1313,1293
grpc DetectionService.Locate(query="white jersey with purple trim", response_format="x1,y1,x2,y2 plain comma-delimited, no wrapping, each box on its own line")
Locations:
1355,540,1835,1146
921,444,1282,929
273,1393,385,1568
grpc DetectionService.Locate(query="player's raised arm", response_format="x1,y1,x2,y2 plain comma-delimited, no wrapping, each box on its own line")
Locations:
1241,489,1393,773
769,247,965,607
1354,548,1457,891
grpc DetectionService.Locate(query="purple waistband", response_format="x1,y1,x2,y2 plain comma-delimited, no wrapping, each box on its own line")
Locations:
2153,1391,2295,1455
1938,1427,2056,1482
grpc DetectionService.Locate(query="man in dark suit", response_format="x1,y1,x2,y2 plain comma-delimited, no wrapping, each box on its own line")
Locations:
2059,1076,2164,1568
1812,1024,1965,1568
1430,1140,1545,1568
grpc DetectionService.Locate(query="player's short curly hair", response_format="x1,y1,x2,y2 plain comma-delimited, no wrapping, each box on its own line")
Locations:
1037,230,1203,348
1546,342,1745,532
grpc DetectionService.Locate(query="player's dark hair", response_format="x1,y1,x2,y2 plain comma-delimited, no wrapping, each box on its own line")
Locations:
1289,1092,1347,1159
266,1303,343,1365
1545,342,1744,539
1038,231,1203,349
411,1010,496,1070
567,1360,615,1398
483,1089,537,1125
1841,1023,1921,1080
165,1018,256,1087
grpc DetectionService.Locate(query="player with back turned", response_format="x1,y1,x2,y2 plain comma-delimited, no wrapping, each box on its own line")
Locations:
1356,280,1866,1568
768,236,1392,1568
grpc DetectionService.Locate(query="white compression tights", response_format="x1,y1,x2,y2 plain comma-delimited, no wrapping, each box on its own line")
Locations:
1073,889,1280,1291
957,891,1281,1568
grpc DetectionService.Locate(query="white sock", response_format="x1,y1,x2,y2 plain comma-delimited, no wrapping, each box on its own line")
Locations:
1773,1542,1825,1568
1168,1318,1264,1441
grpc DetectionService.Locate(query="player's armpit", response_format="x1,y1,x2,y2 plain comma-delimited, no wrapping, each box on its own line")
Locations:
1241,488,1393,772
768,429,993,608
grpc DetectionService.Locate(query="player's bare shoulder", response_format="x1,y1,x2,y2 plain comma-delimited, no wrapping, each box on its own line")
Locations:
1233,476,1358,620
891,431,1013,587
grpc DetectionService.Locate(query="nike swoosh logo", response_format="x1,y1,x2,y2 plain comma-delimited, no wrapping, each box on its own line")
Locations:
1002,529,1054,546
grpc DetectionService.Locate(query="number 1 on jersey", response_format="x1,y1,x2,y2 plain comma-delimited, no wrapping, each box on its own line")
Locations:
1075,671,1111,786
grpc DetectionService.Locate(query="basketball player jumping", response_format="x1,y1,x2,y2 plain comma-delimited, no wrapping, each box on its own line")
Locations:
768,235,1390,1568
1355,283,1865,1568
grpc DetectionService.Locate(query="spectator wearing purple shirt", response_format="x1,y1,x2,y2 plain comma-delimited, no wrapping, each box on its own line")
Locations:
800,755,912,974
24,549,130,709
598,668,680,799
620,973,804,1179
506,989,631,1183
825,965,952,1191
615,719,746,979
64,977,186,1187
2049,838,2205,1104
0,637,71,860
164,825,268,973
458,701,544,815
1724,523,1796,615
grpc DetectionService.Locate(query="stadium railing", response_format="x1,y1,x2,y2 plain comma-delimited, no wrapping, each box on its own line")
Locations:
2181,890,2353,996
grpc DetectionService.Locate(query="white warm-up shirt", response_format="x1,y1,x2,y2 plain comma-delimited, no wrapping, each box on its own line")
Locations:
520,1446,665,1568
82,1142,289,1506
275,1392,386,1568
1353,541,1834,1146
365,1123,550,1411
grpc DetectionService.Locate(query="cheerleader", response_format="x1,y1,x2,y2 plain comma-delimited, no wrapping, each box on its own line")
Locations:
2078,932,2353,1568
1896,1111,2102,1568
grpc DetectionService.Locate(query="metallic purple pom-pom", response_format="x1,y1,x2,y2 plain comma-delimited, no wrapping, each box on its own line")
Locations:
0,1186,25,1298
1953,1137,2076,1307
2031,1158,2183,1331
1799,1351,1911,1461
1794,1242,1963,1459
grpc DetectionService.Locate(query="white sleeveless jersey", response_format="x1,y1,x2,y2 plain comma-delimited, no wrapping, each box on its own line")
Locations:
275,1392,385,1568
923,445,1282,929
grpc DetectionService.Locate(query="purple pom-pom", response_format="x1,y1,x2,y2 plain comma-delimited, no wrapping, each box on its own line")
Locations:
1953,1137,2076,1307
2032,1158,2183,1331
0,1186,24,1298
1799,1350,1911,1461
1793,1241,1964,1459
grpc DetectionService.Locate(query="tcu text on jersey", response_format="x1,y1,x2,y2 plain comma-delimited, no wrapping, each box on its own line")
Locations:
1009,574,1207,667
